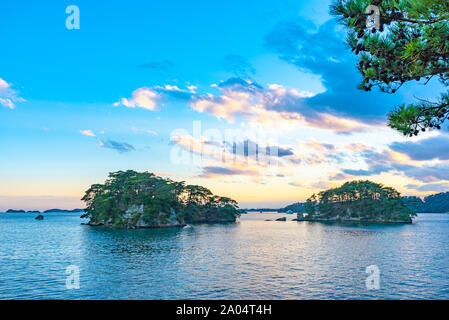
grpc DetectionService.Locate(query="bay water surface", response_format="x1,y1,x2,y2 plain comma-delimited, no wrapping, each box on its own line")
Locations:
0,211,448,299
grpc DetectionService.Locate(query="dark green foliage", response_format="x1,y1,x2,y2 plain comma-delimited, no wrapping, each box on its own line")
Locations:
422,192,449,212
402,195,425,212
182,184,239,222
81,170,240,227
305,180,416,222
403,192,449,212
331,0,449,136
279,202,306,213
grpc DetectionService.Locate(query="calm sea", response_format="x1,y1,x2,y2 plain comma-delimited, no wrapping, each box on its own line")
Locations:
0,211,448,299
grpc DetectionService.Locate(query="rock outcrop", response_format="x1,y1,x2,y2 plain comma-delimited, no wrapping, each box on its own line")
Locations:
88,204,185,229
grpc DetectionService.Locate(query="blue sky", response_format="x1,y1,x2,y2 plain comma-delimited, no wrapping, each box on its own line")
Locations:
1,0,448,210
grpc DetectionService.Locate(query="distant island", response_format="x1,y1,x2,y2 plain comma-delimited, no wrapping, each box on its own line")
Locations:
242,191,449,215
403,193,449,213
43,209,84,213
6,209,26,213
240,202,305,214
4,208,83,214
299,181,416,223
81,170,240,228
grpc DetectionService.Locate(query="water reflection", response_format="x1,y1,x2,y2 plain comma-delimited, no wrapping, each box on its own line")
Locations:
1,212,449,299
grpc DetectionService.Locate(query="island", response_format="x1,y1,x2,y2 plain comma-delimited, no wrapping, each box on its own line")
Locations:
3,209,83,214
43,208,84,213
403,192,449,213
81,170,240,228
299,181,416,223
238,203,306,214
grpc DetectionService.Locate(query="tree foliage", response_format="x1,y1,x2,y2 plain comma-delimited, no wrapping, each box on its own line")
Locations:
403,192,449,212
331,0,449,136
81,170,240,227
279,202,306,213
305,180,416,222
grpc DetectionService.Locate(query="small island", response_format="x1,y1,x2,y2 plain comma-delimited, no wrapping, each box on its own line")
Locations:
3,209,83,214
300,181,416,223
43,209,84,213
6,209,26,213
81,170,240,228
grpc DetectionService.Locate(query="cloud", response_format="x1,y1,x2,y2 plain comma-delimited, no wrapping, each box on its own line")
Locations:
170,134,302,180
80,130,95,137
231,139,294,158
0,98,15,109
154,85,194,100
171,134,298,164
99,140,135,153
300,139,336,152
120,75,374,134
340,146,449,183
310,181,333,190
264,18,404,122
198,166,251,178
0,77,25,109
344,142,372,153
170,135,217,158
191,77,371,134
114,87,160,110
168,124,449,186
221,54,256,77
0,78,9,90
329,172,355,181
389,135,449,161
406,183,449,192
118,74,376,134
296,139,360,166
401,164,449,183
342,148,405,177
114,85,194,110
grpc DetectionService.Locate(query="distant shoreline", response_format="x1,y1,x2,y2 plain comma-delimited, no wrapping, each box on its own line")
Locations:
3,208,84,214
297,217,413,224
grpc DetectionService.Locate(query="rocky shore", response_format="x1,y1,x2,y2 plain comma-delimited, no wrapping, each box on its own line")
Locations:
86,204,186,229
296,212,413,224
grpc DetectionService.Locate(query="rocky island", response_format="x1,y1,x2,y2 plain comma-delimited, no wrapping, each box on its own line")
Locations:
299,181,416,223
81,170,240,228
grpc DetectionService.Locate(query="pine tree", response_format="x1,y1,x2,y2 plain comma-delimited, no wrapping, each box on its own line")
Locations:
331,0,449,136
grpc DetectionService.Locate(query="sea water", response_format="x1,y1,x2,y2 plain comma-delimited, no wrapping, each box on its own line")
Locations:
0,212,448,299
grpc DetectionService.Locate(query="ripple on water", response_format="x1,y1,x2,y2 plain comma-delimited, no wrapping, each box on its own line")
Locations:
1,212,449,299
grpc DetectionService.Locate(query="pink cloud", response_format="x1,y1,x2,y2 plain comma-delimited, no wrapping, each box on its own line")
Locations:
80,130,95,137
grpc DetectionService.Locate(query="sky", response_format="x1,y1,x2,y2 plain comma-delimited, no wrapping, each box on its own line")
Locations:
1,0,449,211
